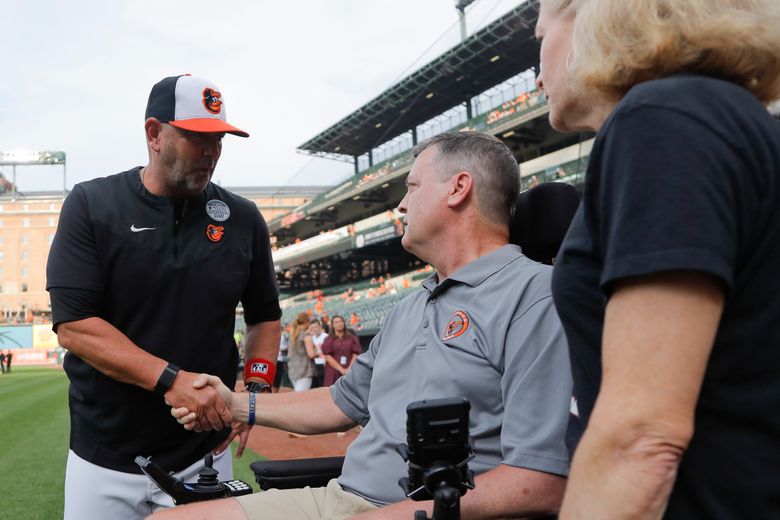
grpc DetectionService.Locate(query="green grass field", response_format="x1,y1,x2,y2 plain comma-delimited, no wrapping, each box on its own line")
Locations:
0,366,264,519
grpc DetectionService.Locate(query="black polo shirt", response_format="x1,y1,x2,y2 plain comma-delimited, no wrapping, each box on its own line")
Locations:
47,167,281,473
552,75,780,517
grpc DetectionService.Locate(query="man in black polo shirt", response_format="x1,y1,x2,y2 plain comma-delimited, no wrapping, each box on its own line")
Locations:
46,74,282,519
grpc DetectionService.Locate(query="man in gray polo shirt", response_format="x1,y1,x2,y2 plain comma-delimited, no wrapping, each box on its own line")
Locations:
157,131,572,520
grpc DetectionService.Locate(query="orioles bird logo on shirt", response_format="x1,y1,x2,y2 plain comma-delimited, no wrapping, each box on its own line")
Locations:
442,310,470,341
202,88,223,114
206,224,224,242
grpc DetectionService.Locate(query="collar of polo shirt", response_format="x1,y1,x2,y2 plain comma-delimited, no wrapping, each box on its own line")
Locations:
422,244,522,294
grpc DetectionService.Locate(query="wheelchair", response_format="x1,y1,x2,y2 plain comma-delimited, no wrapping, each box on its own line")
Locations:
139,181,580,519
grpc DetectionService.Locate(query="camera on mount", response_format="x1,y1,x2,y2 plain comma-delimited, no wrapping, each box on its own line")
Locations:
397,397,475,520
135,453,253,505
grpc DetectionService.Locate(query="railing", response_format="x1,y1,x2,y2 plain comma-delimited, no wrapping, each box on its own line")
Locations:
521,156,588,191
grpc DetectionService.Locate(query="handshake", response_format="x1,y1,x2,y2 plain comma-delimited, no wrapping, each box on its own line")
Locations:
165,373,253,457
170,374,241,431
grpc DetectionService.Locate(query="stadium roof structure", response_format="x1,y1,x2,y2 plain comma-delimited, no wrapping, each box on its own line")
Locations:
298,0,541,159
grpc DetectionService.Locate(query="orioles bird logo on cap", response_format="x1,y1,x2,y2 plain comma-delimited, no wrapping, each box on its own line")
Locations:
442,310,470,341
202,88,223,114
206,224,224,242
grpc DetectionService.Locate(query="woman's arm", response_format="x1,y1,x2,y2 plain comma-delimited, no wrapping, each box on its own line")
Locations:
303,334,317,359
560,271,724,519
324,354,345,373
346,336,361,369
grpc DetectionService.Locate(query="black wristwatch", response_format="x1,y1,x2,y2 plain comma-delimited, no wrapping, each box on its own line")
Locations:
155,363,180,395
245,381,271,394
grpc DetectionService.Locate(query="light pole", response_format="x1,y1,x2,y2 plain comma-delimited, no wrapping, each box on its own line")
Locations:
455,0,477,42
0,150,67,198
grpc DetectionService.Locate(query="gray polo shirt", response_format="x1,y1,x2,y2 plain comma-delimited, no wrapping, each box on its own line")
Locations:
331,244,572,506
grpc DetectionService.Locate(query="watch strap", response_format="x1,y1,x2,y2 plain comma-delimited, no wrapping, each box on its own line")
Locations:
155,363,180,395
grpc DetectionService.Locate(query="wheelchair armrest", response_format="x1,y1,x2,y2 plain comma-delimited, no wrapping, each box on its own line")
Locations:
250,456,345,490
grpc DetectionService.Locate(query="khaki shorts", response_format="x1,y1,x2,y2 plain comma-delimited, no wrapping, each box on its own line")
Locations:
235,479,377,520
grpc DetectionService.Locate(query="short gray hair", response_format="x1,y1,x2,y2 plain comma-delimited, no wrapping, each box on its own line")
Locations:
413,131,519,226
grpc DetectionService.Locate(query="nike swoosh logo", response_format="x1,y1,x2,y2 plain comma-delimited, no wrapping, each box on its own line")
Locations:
130,225,157,232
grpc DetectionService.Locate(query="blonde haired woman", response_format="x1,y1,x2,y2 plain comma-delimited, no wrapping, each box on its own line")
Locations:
536,0,780,517
286,312,317,392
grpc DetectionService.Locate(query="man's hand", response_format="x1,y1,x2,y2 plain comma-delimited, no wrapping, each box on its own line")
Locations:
164,370,232,432
171,374,235,429
213,422,253,458
174,383,356,437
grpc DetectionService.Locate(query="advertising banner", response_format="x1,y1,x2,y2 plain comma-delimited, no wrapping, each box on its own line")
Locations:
355,222,403,249
0,325,33,349
33,324,59,349
13,348,57,366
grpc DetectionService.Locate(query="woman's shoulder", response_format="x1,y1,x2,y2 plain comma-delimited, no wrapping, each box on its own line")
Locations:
625,74,748,104
615,74,763,126
600,73,774,153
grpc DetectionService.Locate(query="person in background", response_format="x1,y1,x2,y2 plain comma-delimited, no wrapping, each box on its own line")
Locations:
536,0,780,517
308,319,328,388
272,322,290,393
320,315,361,387
321,311,330,333
233,329,245,377
286,312,317,392
4,350,11,373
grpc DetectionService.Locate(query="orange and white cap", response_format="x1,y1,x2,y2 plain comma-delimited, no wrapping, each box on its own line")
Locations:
144,74,249,137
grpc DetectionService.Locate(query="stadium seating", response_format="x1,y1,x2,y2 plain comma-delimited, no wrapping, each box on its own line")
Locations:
279,276,422,334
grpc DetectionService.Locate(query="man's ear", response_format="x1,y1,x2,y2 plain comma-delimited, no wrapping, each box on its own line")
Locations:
145,118,164,153
446,171,474,209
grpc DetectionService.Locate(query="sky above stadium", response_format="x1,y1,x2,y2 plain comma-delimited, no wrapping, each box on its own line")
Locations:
1,0,527,192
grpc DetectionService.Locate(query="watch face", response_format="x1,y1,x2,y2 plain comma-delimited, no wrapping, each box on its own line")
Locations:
246,381,271,393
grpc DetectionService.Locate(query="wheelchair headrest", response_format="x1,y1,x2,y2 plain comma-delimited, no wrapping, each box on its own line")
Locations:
509,182,581,265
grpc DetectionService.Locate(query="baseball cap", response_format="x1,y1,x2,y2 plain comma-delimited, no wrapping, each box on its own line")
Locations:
145,74,249,137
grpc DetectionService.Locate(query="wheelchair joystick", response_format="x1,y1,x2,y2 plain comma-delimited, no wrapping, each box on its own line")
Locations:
135,454,253,505
194,454,222,492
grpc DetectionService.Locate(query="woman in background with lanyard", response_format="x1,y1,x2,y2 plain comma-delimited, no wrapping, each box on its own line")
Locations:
320,315,362,387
